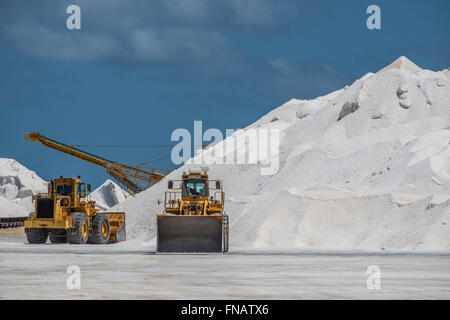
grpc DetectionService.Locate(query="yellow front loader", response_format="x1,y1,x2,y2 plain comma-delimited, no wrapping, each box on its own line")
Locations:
24,177,126,244
157,168,229,253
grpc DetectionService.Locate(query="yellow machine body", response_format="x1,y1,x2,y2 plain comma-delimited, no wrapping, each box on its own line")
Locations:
157,168,229,253
24,177,126,244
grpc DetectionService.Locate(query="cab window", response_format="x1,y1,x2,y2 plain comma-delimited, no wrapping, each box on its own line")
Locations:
77,183,86,197
182,180,208,197
56,185,72,196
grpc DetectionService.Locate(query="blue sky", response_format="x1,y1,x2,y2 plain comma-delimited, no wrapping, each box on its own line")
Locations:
1,0,449,188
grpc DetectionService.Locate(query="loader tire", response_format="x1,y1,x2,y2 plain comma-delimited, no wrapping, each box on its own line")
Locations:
26,228,48,244
88,213,110,244
49,229,68,244
67,213,89,244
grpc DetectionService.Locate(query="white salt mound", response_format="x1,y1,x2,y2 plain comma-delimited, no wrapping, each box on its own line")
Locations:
113,56,450,252
377,56,422,74
0,158,47,217
90,179,129,210
0,159,129,217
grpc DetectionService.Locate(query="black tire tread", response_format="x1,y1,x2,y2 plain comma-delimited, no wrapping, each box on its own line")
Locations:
67,212,89,244
88,213,110,244
26,228,48,244
49,230,68,244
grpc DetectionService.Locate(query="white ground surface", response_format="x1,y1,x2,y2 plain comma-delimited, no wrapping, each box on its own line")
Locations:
1,230,449,299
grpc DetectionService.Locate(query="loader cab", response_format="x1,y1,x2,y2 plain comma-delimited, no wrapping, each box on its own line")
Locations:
53,177,90,199
182,179,209,198
56,184,72,196
53,178,77,197
180,169,210,199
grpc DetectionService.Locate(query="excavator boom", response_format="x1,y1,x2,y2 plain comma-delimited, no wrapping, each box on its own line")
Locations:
25,132,172,196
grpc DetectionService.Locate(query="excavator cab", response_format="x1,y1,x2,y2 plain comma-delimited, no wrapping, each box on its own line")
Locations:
156,168,229,253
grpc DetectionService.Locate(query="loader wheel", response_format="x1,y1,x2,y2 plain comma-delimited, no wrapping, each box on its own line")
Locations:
67,213,89,244
25,228,48,244
49,229,68,244
88,213,110,244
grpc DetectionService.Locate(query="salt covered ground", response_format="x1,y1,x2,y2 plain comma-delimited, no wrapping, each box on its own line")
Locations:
1,231,449,299
1,230,449,299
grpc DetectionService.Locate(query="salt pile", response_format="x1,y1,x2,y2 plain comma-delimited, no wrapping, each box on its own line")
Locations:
377,56,422,74
0,158,129,217
0,158,47,217
90,179,129,210
113,56,450,251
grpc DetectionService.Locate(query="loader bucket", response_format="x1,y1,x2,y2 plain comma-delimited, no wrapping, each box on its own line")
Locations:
157,215,225,253
105,212,126,243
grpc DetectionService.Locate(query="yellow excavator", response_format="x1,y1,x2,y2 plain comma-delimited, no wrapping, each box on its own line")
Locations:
24,176,125,244
157,167,229,253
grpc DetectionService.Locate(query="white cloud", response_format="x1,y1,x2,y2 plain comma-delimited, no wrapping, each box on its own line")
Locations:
3,23,121,62
268,58,297,76
0,1,302,68
131,27,229,63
